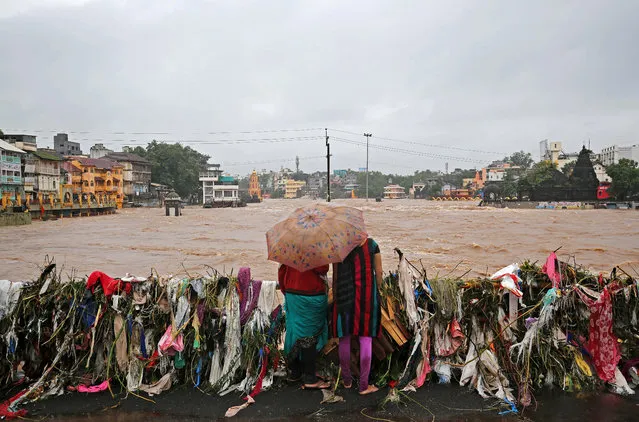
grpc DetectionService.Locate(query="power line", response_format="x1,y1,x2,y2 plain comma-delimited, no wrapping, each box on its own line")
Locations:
2,127,324,136
109,136,324,145
224,155,325,167
331,136,491,165
328,128,506,155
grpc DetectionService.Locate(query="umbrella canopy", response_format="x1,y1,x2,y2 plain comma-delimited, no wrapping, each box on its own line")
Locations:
266,203,367,272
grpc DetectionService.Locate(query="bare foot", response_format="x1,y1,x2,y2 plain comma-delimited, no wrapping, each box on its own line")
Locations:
302,380,330,390
343,381,352,389
359,385,379,395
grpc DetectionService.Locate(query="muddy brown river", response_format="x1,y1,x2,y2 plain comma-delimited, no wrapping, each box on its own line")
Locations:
1,199,638,281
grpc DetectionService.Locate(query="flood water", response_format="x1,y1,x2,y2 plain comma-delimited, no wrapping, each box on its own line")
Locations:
2,199,639,281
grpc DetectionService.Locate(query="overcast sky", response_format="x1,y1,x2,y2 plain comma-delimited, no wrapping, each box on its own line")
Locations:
1,0,638,175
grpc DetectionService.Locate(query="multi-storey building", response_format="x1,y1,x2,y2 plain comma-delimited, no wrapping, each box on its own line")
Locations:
199,163,239,204
28,149,63,198
62,157,124,208
104,152,152,200
284,179,306,199
601,144,639,166
54,133,83,156
4,134,38,194
383,184,407,199
0,139,25,202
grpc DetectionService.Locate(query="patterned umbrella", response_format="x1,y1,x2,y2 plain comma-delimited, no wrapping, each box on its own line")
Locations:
266,203,367,272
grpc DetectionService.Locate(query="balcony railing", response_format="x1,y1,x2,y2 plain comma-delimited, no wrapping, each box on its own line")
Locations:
1,175,23,184
199,171,222,178
0,156,22,164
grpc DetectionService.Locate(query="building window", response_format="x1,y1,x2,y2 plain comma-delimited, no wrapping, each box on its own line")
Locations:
90,181,94,186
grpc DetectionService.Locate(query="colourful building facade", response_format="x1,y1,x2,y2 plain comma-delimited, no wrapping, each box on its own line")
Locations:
248,170,262,200
63,157,124,208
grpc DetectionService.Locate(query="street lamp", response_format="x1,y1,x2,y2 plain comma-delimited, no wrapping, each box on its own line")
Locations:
364,133,372,201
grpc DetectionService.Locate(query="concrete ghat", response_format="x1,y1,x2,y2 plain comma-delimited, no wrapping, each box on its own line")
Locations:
0,212,32,226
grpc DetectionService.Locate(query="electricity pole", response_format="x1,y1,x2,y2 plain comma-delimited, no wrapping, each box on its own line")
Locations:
364,133,372,201
326,128,331,202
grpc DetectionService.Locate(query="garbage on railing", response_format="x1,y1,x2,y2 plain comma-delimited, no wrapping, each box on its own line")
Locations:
1,250,638,418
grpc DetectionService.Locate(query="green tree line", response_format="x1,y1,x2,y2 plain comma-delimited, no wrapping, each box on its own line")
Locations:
126,141,210,200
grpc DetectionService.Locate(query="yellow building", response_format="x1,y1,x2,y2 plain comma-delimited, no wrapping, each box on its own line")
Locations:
63,157,125,208
284,179,306,199
248,170,262,200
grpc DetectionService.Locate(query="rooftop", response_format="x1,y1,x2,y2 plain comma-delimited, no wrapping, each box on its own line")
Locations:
104,152,150,164
32,149,64,161
0,139,26,154
73,157,123,169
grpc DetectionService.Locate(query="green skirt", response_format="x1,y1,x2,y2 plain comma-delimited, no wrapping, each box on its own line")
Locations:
283,293,328,358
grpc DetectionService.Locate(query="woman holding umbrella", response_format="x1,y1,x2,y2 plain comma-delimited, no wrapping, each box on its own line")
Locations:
266,203,370,390
332,237,383,395
278,264,330,389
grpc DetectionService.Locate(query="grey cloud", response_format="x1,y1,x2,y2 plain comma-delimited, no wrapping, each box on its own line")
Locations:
1,0,638,174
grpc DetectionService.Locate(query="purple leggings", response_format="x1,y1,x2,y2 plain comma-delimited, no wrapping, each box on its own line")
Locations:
339,336,372,391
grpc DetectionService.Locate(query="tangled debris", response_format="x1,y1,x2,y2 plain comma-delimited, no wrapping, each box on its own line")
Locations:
1,250,638,418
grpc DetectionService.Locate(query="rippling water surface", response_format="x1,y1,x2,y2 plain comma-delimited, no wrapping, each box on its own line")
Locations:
2,199,638,281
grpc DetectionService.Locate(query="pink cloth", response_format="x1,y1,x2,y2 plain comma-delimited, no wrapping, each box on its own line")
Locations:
158,326,184,356
77,379,110,393
339,336,373,392
435,318,465,357
414,335,432,388
577,286,621,382
542,252,561,288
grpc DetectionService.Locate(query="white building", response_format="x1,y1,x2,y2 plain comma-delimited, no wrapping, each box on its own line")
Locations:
593,163,611,183
600,144,639,166
29,149,63,196
90,143,114,159
199,163,239,204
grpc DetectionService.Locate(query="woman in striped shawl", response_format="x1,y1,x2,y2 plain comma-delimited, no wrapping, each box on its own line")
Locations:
331,237,383,395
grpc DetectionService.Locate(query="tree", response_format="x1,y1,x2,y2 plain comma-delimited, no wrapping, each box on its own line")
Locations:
427,181,443,197
501,169,519,198
258,173,273,193
137,141,210,200
238,176,249,190
606,159,639,200
0,128,4,139
503,151,534,169
123,145,147,157
561,161,576,177
523,160,558,186
355,171,390,198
